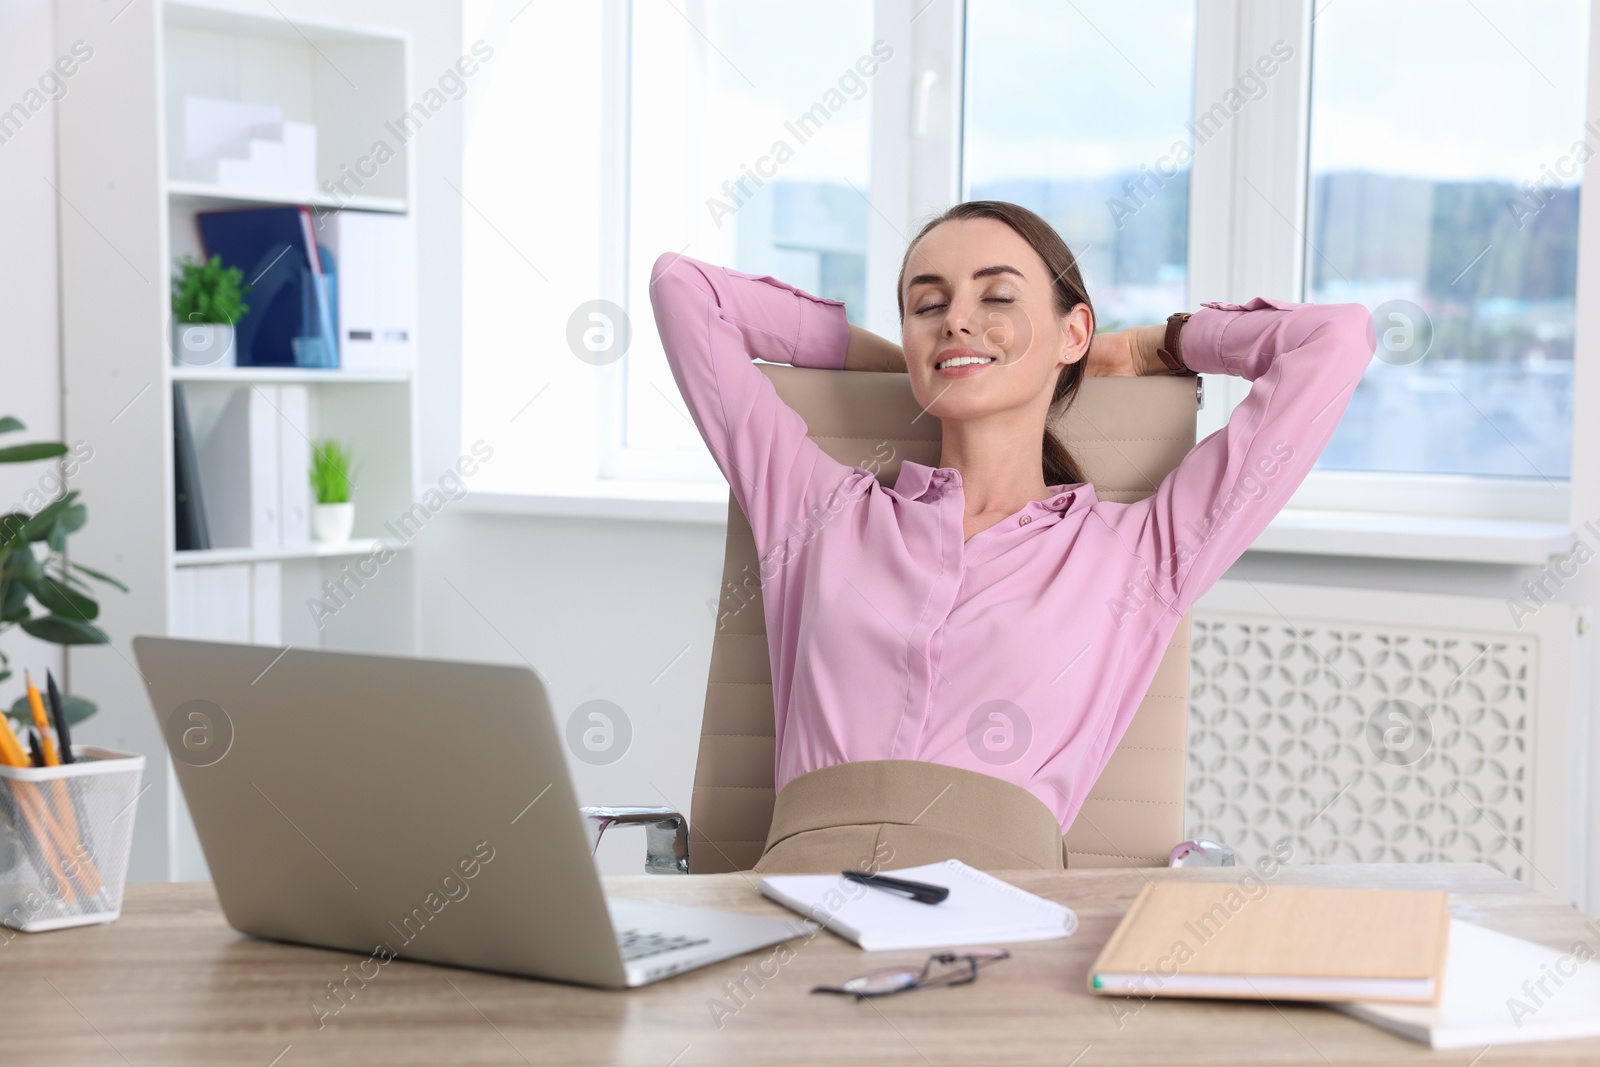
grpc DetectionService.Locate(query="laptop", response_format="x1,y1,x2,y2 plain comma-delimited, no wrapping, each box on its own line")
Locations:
132,636,809,988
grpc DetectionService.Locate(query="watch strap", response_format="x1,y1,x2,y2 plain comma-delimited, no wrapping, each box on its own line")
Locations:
1155,311,1193,374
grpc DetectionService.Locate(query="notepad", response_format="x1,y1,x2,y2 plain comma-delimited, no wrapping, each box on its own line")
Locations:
1337,919,1600,1048
1088,882,1450,1003
758,860,1077,951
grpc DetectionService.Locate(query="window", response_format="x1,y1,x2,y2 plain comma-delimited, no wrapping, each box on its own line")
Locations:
619,0,877,478
462,0,1595,530
962,0,1197,330
1305,0,1589,480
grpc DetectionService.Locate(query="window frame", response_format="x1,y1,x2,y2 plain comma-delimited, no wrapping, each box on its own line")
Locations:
492,0,1592,533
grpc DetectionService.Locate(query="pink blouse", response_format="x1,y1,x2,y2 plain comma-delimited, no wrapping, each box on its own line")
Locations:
650,252,1375,833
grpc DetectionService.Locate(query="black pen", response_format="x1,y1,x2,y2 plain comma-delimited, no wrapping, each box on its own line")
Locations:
841,869,950,905
46,669,73,763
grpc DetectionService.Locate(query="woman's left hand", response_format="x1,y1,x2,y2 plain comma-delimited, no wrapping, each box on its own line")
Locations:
1085,325,1164,377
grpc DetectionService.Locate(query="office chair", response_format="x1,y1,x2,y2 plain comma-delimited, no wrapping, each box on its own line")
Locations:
588,366,1222,873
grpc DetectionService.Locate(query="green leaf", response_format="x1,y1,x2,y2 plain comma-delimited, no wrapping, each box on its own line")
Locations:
13,491,79,544
2,545,41,582
173,253,251,323
0,442,69,464
69,561,128,592
1,578,30,622
6,692,96,729
0,417,23,434
46,521,66,554
20,615,108,645
57,503,87,534
23,573,98,621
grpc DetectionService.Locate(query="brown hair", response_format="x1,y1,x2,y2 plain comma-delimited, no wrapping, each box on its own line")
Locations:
896,200,1091,488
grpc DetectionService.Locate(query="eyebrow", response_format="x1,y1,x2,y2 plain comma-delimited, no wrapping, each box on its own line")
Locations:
904,264,1026,291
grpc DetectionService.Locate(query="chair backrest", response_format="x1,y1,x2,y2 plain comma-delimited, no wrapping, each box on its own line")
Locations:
689,367,1199,872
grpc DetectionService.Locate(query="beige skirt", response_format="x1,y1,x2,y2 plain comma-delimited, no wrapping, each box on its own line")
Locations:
750,760,1067,873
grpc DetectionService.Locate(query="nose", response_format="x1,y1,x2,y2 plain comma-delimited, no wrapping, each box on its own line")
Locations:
941,297,976,338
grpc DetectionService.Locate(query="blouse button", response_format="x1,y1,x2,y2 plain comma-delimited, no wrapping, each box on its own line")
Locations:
1018,515,1032,526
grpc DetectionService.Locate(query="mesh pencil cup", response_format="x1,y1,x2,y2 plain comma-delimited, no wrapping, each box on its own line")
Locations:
0,746,146,933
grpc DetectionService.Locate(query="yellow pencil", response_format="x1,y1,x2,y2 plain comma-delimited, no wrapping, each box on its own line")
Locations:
25,671,60,767
0,720,79,902
0,715,28,768
25,675,104,896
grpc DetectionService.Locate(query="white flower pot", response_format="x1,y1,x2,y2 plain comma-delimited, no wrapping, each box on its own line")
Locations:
312,502,355,543
172,321,237,367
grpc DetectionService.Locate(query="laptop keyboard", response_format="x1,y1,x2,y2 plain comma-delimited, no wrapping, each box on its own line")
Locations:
615,927,710,962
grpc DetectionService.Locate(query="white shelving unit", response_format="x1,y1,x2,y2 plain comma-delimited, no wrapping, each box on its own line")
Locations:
174,537,392,567
58,0,421,882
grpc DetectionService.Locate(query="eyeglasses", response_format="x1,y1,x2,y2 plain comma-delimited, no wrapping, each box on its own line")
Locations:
811,948,1011,999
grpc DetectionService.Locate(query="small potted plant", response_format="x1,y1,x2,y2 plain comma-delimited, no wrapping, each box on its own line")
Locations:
170,253,249,367
310,440,356,543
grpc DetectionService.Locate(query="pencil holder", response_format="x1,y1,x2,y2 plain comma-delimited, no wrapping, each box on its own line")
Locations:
0,747,146,933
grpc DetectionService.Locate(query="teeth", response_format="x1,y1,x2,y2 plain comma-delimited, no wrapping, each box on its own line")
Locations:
937,355,996,370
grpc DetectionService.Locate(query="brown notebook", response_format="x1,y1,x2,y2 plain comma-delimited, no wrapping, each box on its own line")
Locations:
1088,882,1450,1003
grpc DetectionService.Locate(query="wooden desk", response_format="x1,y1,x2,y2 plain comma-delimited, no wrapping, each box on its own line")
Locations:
3,863,1597,1066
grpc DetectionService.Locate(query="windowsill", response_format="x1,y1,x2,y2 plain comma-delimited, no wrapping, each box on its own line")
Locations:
464,488,1575,564
1247,509,1574,566
464,483,728,524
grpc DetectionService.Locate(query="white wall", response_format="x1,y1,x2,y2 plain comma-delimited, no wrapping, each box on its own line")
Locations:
417,510,720,874
15,0,1598,888
0,0,67,719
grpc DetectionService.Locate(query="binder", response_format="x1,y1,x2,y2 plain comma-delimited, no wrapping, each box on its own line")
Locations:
198,386,280,548
319,210,414,371
196,207,336,367
377,211,415,371
172,383,211,551
171,562,282,644
170,567,197,636
318,210,379,368
250,562,282,645
276,384,312,547
192,565,253,642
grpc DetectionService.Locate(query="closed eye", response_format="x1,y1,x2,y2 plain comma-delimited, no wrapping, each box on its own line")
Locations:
914,297,1014,315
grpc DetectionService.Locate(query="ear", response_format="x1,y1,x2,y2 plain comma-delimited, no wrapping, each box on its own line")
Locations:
1057,302,1093,366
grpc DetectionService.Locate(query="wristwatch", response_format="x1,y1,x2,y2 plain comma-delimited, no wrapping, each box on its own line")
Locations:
1154,311,1193,375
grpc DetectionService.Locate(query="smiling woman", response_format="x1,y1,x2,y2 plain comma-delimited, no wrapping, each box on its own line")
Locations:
647,199,1377,873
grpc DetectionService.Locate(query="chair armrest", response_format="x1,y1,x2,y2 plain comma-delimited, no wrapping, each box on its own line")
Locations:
1167,839,1235,868
580,806,690,875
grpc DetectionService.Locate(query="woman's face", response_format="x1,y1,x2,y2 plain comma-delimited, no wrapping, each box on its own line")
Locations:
899,217,1091,426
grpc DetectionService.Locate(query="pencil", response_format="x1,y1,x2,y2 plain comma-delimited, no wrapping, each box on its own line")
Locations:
24,671,59,766
23,671,103,895
45,670,74,764
0,720,79,902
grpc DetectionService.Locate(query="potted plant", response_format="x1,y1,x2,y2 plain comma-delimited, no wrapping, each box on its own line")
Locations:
171,253,249,367
0,417,126,732
310,440,356,543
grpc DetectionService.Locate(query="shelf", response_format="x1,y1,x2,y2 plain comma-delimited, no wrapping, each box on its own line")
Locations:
170,365,411,384
174,538,398,567
164,0,409,46
167,180,406,214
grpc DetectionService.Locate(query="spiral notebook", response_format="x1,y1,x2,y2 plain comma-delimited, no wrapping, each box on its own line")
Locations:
758,860,1077,951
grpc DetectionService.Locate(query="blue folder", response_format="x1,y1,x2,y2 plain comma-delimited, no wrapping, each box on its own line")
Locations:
196,207,338,368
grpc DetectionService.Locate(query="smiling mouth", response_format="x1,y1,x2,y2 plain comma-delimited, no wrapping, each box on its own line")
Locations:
935,354,997,371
